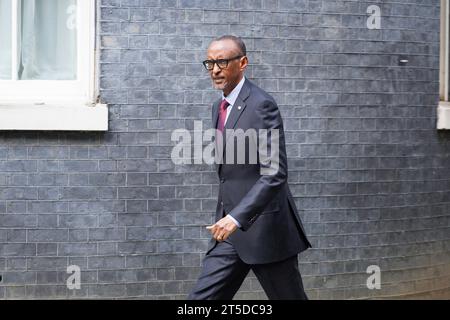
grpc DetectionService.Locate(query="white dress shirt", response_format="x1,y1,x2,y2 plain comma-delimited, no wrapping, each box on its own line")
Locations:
222,76,246,125
220,76,246,229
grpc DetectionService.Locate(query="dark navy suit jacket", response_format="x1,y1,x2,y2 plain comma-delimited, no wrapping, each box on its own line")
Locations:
208,78,312,264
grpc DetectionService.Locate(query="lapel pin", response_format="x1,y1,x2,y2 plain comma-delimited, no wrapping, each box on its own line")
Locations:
237,106,242,110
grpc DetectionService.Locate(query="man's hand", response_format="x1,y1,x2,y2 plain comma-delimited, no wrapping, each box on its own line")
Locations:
206,215,238,242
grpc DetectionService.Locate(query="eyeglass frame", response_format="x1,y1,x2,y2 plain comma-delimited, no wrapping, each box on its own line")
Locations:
202,55,244,71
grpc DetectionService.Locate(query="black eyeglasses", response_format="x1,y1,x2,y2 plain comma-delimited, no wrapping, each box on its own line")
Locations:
202,55,244,71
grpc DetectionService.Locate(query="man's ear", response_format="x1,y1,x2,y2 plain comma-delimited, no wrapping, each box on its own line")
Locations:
240,56,248,70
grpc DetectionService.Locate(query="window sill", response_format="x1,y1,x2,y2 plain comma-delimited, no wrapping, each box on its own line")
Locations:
0,103,108,131
437,101,450,130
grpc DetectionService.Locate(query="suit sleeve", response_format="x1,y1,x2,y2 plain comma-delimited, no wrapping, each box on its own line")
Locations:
228,99,288,231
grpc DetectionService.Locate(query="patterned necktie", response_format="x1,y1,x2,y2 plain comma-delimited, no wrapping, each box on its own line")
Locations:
217,99,230,133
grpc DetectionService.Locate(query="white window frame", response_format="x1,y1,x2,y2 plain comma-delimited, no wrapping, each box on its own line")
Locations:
0,0,107,131
438,0,450,129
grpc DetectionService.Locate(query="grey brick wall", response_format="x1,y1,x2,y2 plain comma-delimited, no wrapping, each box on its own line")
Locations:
0,0,449,299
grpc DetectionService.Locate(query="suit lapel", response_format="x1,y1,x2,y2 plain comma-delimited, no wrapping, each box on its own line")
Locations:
224,79,250,145
212,98,220,129
213,79,252,173
212,98,222,174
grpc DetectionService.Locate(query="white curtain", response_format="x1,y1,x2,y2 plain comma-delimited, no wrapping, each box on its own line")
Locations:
19,0,77,80
0,0,12,80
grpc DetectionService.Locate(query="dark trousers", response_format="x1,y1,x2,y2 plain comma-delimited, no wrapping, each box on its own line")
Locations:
188,239,308,300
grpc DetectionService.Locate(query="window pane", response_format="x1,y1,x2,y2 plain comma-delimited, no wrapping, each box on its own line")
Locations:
19,0,77,80
0,0,12,80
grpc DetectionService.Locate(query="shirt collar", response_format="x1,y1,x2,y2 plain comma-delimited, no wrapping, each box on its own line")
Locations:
222,76,246,107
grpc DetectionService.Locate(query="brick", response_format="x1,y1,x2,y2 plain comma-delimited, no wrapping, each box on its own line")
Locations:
117,160,158,172
37,243,58,256
1,271,36,285
6,257,26,270
129,35,149,49
126,173,148,185
89,228,126,241
89,173,126,186
58,243,97,256
37,214,58,228
28,229,68,242
0,215,37,228
101,8,129,21
118,187,157,199
101,36,129,48
60,187,99,200
0,161,37,172
28,257,67,271
0,243,36,257
59,215,98,228
118,241,156,254
88,256,126,269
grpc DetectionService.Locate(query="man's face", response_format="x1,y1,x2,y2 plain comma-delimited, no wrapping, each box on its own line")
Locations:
206,39,248,96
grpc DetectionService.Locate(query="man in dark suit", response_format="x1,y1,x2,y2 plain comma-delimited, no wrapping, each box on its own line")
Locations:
188,35,312,300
